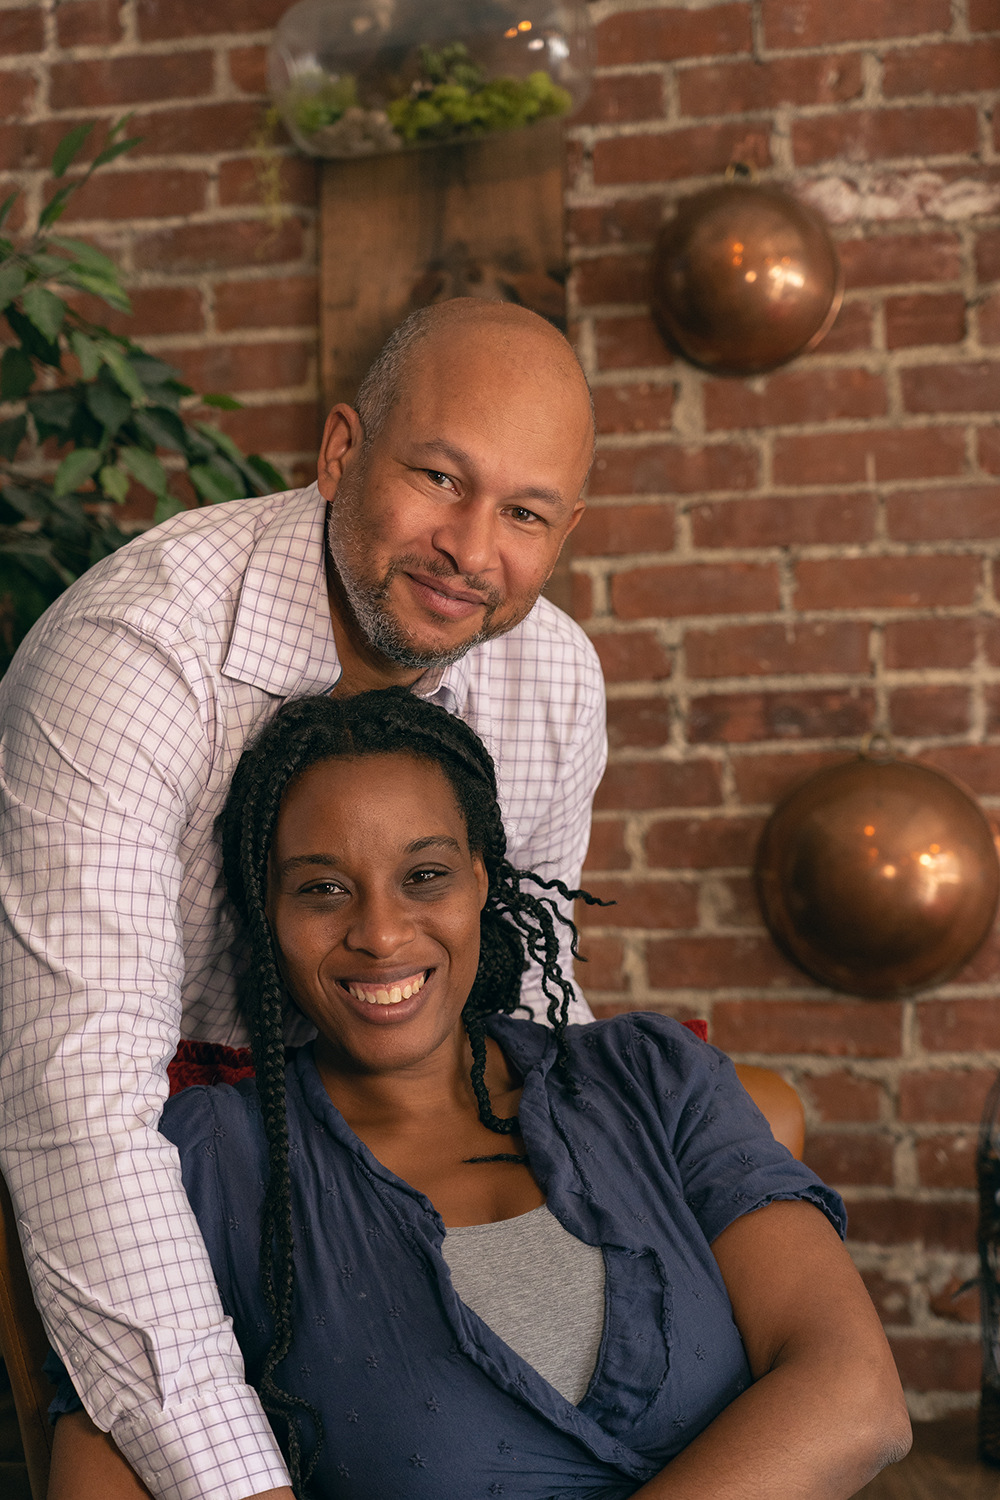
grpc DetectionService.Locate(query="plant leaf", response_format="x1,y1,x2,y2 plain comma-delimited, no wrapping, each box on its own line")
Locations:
0,262,27,311
200,392,243,411
92,136,143,170
61,267,132,313
48,236,120,278
132,407,186,452
98,464,130,504
28,389,78,439
21,284,66,343
153,494,186,525
194,421,246,465
85,366,132,436
0,414,27,461
101,346,147,406
120,445,167,497
52,122,95,178
128,353,180,390
5,306,61,367
245,453,287,492
0,346,34,401
0,482,48,523
53,447,101,498
38,184,78,230
0,191,18,230
187,463,241,506
69,328,103,381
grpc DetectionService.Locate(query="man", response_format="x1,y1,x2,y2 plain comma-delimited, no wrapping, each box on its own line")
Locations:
0,300,605,1499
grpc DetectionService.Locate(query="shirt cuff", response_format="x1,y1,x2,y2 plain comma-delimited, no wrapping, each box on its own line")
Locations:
111,1384,291,1500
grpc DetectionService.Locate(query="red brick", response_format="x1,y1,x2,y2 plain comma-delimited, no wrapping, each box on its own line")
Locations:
731,751,859,806
0,71,35,122
950,925,1000,986
129,102,265,158
685,621,869,679
575,503,675,557
576,879,697,931
902,362,1000,414
885,293,966,349
613,562,780,621
228,45,267,96
217,155,317,209
979,427,1000,474
590,631,672,684
593,124,771,186
816,300,874,354
583,820,630,873
795,555,978,611
136,0,289,39
691,494,876,548
772,426,966,486
929,1276,980,1325
571,73,664,128
689,689,874,745
886,485,1000,541
567,199,664,251
56,0,123,47
0,6,43,53
987,619,1000,667
648,935,796,989
970,0,1000,30
979,292,1000,345
899,1068,995,1128
976,228,1000,283
574,254,651,307
920,745,1000,796
590,442,758,496
594,759,724,812
678,53,863,118
883,618,975,670
883,40,1000,98
889,1336,979,1392
213,275,318,332
65,285,204,339
916,1133,976,1190
61,168,209,223
607,697,671,751
848,1199,976,1252
571,571,592,621
596,5,752,67
862,1270,912,1325
213,401,319,456
802,1071,883,1123
170,341,311,396
576,937,626,993
709,875,761,928
889,685,970,738
762,0,951,49
804,1131,894,1187
840,233,962,290
133,218,304,274
50,53,214,109
594,316,673,371
919,999,1000,1052
594,382,675,436
713,999,903,1055
646,816,764,870
705,368,887,431
793,107,977,169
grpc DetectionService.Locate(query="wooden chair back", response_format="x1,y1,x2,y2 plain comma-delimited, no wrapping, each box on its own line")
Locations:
0,1172,53,1500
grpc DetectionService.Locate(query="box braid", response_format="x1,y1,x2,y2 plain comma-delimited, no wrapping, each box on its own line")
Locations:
218,687,607,1497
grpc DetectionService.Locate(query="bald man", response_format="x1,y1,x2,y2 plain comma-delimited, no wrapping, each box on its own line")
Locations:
0,302,606,1500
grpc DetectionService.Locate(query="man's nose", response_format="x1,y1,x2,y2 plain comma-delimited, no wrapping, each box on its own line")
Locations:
432,500,499,579
344,889,416,957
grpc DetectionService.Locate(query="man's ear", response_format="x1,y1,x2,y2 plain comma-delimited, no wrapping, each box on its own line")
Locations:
563,497,586,540
317,403,364,500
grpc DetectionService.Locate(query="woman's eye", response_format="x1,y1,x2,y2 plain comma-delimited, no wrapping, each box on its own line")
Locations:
406,867,449,886
301,880,347,897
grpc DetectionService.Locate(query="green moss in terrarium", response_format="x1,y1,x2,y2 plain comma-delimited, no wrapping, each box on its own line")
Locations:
289,72,359,136
386,43,572,144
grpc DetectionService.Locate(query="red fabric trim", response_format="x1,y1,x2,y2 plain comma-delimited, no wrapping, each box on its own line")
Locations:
167,1039,255,1096
680,1018,709,1043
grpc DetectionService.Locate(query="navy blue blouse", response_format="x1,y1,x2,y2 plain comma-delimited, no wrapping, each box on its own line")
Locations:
158,1014,845,1500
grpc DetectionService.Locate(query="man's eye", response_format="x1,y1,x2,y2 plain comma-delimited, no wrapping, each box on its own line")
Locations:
509,506,541,524
425,470,453,488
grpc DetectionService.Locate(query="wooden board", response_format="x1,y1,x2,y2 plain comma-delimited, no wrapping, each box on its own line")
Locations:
856,1411,1000,1499
319,119,573,611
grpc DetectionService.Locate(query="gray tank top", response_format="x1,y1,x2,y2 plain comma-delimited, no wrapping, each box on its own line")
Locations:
441,1205,606,1405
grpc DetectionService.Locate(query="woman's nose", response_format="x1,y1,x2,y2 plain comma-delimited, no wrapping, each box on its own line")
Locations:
343,888,416,956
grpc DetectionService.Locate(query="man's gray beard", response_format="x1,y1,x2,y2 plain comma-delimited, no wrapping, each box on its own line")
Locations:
326,503,499,672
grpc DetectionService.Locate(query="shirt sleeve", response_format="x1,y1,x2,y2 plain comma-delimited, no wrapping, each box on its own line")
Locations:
0,611,290,1500
626,1016,847,1245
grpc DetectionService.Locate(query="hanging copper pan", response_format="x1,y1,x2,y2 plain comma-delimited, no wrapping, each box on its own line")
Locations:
755,749,1000,998
651,171,843,376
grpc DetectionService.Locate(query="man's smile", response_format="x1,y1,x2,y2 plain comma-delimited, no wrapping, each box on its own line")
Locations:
402,570,492,621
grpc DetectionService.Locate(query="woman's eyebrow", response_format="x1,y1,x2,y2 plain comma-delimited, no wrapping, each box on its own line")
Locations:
406,836,462,854
276,837,460,876
276,853,341,876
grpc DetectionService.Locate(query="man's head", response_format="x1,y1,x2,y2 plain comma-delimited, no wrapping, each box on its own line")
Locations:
317,299,594,673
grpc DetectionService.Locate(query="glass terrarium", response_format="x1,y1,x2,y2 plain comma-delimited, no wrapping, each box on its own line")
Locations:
267,0,594,159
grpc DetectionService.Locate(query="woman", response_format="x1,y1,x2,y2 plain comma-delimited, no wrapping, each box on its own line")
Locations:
50,689,910,1500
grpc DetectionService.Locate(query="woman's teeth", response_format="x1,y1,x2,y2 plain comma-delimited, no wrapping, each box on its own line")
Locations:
347,971,427,1006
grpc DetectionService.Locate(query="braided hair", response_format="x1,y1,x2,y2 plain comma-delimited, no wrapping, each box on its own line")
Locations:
218,687,606,1496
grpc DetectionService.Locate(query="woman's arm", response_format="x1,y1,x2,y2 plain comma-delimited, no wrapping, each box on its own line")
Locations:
48,1408,296,1500
630,1200,911,1500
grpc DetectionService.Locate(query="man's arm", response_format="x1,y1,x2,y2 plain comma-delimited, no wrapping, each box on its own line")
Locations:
0,612,290,1500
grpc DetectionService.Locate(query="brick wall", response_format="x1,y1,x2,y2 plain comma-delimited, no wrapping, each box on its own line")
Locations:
4,0,1000,1421
0,0,321,516
569,0,1000,1415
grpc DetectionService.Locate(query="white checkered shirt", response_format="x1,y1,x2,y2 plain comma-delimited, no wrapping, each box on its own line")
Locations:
0,483,606,1500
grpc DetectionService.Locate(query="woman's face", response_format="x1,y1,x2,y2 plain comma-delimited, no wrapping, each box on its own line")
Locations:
266,751,488,1077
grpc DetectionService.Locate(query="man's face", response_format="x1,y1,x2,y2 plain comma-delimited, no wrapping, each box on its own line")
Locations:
319,331,593,670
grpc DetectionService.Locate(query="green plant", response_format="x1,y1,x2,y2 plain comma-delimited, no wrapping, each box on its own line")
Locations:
0,117,286,671
386,44,571,144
